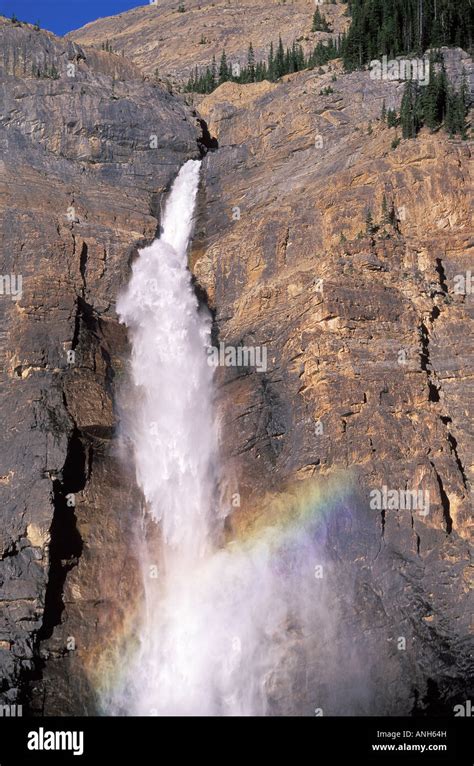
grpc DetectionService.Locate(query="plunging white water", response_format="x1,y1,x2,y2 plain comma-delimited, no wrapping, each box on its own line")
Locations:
106,160,341,717
112,158,249,715
116,160,216,564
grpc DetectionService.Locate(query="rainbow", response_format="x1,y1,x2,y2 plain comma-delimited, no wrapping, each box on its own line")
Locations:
228,470,356,549
87,470,356,710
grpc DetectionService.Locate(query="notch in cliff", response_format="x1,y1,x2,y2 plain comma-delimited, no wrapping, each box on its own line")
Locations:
197,117,218,155
37,426,86,643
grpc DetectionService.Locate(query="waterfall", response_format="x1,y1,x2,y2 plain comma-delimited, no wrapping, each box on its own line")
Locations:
104,160,341,717
116,159,217,563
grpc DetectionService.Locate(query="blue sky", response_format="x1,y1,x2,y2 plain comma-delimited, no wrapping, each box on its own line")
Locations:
0,0,144,36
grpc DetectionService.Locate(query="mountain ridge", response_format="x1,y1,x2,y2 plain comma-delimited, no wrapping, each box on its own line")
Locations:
67,0,349,84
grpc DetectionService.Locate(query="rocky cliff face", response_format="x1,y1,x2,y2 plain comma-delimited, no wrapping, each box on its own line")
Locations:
0,16,202,713
191,55,473,713
0,9,472,716
67,0,349,84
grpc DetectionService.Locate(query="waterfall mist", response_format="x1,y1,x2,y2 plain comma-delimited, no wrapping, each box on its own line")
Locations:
104,160,347,717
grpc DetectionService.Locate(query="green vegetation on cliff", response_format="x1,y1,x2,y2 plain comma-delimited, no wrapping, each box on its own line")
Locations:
380,62,470,138
186,0,473,95
312,7,332,33
185,36,342,93
399,66,469,137
343,0,473,70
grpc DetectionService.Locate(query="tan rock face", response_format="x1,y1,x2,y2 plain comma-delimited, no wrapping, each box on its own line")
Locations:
68,0,349,82
191,59,473,712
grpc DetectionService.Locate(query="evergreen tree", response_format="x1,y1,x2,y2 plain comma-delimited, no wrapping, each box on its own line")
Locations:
268,41,275,81
365,208,375,233
400,80,422,138
454,70,470,138
275,36,285,79
421,58,447,131
387,108,398,127
342,0,473,71
247,43,256,82
255,60,267,81
389,201,398,227
445,81,468,137
309,39,340,67
312,7,332,32
219,50,229,84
